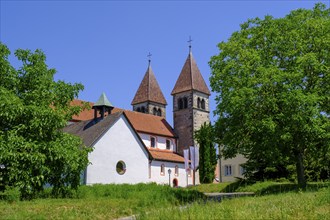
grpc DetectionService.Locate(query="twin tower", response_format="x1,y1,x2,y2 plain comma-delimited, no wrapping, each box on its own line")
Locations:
131,49,210,155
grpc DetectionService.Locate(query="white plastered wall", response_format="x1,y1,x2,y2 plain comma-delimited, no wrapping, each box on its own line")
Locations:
139,133,176,151
150,160,194,187
86,115,149,184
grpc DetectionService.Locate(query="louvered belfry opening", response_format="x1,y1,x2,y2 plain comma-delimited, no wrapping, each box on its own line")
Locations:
92,92,114,120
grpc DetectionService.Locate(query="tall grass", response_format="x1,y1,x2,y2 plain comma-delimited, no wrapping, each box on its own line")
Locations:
0,183,204,219
142,187,330,219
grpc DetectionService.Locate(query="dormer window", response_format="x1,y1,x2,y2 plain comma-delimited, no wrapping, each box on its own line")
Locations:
166,139,171,150
150,137,156,148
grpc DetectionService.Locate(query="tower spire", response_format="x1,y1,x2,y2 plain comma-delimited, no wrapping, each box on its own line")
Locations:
188,36,193,53
147,52,152,66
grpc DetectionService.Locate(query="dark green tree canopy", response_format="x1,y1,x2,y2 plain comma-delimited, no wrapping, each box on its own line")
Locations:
209,4,330,188
0,43,91,199
195,123,217,184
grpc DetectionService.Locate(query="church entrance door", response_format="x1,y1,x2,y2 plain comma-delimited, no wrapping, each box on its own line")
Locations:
173,178,178,187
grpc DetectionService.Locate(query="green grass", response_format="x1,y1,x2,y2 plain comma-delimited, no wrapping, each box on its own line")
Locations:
142,187,330,220
189,182,231,193
0,183,204,219
191,180,330,195
1,182,329,219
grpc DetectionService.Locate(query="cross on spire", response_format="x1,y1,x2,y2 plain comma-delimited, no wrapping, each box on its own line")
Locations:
188,36,193,52
147,52,152,65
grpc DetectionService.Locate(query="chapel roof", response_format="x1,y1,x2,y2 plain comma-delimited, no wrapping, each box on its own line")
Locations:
71,100,175,138
149,148,185,163
64,112,124,147
67,99,182,163
131,64,167,105
171,51,210,95
124,110,176,138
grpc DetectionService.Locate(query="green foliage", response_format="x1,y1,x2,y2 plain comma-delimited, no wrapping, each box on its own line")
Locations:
0,187,20,203
0,43,91,199
209,3,330,189
195,123,217,183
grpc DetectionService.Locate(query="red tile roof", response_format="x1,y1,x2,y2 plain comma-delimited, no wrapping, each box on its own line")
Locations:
70,99,122,121
149,148,185,163
124,110,176,138
69,99,182,162
70,100,175,138
171,52,210,95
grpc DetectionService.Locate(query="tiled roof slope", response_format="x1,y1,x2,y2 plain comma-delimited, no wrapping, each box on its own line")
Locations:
124,110,176,138
171,52,210,95
149,148,185,163
64,112,123,147
70,100,122,121
131,65,167,105
70,100,175,138
65,109,183,163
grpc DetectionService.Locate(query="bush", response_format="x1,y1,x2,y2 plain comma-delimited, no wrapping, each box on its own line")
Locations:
0,186,20,203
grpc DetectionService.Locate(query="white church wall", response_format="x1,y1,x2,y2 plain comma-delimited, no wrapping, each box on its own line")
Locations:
150,160,193,187
139,132,176,151
86,115,150,185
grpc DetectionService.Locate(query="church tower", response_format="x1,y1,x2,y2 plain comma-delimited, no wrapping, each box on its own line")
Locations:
171,47,210,155
131,59,167,118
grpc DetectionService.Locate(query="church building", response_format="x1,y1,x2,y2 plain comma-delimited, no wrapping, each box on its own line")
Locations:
65,46,243,186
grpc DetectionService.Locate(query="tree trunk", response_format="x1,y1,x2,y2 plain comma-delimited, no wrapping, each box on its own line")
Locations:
295,150,306,190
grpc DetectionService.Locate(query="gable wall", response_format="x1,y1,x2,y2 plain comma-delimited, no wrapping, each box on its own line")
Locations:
86,116,149,184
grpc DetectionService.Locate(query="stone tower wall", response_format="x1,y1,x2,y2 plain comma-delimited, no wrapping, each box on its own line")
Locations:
173,91,210,155
133,102,166,118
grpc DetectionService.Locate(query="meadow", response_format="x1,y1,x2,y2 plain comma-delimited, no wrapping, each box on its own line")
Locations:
0,181,329,219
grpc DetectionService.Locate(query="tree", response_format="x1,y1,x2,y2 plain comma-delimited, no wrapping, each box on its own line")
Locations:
209,4,330,189
195,123,217,183
0,43,91,199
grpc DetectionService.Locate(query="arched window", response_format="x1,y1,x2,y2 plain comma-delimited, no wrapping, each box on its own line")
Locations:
175,165,179,176
178,98,183,110
160,164,165,176
183,97,188,109
197,97,201,108
166,139,171,150
153,107,157,115
136,107,141,112
150,136,156,148
141,106,146,113
157,108,162,116
201,99,205,110
187,168,192,177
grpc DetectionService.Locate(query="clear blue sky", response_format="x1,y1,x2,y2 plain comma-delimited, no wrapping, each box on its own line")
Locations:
1,0,328,125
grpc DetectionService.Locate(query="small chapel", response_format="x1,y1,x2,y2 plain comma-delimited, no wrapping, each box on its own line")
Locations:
64,47,212,187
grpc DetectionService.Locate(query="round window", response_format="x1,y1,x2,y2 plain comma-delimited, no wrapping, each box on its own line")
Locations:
116,161,126,175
